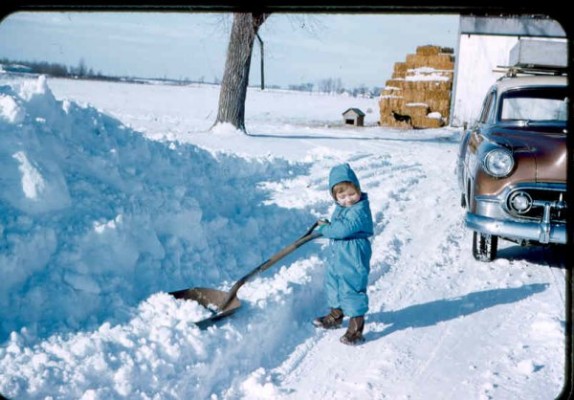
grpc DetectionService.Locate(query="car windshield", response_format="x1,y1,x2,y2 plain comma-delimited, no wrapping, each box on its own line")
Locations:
499,87,568,123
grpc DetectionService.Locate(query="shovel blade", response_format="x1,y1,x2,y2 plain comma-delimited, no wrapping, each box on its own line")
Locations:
169,287,241,328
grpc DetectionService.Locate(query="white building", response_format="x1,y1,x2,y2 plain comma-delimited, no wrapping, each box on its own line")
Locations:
450,16,567,128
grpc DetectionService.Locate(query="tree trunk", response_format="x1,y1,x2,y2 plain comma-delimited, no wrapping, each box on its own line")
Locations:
214,13,268,132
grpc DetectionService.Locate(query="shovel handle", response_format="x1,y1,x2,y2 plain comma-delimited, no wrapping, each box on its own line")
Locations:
220,222,321,310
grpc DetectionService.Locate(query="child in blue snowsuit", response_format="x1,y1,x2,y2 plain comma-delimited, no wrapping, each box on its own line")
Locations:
314,163,373,345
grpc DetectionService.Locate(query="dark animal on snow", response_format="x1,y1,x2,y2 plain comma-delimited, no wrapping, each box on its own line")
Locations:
391,111,412,125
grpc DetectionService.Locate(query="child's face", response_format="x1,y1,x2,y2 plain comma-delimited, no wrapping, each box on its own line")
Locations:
335,186,360,207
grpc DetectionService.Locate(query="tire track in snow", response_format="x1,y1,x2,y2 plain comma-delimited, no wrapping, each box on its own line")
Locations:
364,155,472,394
269,148,443,398
371,144,477,390
248,138,563,399
269,153,425,387
361,150,469,396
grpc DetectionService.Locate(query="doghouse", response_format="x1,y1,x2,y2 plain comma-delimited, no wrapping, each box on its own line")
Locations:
342,108,365,127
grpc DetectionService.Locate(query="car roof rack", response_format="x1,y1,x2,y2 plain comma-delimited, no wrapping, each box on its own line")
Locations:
494,65,568,78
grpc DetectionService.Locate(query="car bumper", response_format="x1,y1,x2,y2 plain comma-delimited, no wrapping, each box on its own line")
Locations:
465,212,567,244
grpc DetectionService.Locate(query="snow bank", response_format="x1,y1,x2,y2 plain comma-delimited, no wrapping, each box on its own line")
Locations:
0,76,316,342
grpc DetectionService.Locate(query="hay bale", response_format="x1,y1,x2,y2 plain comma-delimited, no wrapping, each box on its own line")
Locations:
416,45,442,56
379,95,416,128
423,116,445,128
382,86,401,96
411,115,445,129
424,98,451,116
379,96,405,114
405,54,454,70
393,62,408,76
405,102,431,119
402,88,451,103
379,44,455,128
401,80,452,92
435,54,455,69
379,113,397,127
405,68,453,82
392,71,404,79
386,79,407,89
426,93,451,104
401,88,429,103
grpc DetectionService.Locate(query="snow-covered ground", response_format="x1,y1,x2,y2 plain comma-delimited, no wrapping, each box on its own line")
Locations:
0,74,567,399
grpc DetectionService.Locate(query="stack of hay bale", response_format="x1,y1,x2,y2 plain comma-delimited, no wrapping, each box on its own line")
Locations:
379,45,454,128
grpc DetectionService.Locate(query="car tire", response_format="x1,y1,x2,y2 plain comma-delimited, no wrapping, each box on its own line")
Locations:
472,231,498,262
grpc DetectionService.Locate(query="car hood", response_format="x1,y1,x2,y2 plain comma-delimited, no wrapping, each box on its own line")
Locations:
490,129,567,182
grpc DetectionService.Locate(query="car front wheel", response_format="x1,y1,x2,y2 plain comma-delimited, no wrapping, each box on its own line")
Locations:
472,231,498,262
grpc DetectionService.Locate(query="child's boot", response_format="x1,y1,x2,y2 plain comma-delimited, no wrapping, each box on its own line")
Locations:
313,308,344,329
340,316,365,345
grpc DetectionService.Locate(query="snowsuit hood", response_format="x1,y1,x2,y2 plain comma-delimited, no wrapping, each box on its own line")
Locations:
329,163,361,198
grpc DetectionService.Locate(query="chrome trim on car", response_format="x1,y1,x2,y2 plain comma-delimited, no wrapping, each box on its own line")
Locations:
472,181,567,244
465,212,566,244
503,181,566,195
474,196,508,219
503,182,567,221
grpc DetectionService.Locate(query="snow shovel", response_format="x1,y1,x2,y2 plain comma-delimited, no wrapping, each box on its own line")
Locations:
170,222,321,329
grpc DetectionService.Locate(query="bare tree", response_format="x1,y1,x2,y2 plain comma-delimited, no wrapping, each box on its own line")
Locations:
214,13,269,132
75,58,87,77
318,77,344,94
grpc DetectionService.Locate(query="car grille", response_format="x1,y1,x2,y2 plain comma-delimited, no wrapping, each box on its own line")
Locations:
505,187,567,223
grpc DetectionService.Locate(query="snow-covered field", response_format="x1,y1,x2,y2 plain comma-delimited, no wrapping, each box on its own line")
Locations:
0,74,567,399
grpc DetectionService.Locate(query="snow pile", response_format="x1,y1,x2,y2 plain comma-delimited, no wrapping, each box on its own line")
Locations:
0,293,214,399
0,75,316,342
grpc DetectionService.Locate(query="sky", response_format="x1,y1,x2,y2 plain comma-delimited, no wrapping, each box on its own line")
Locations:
0,69,567,398
0,11,460,89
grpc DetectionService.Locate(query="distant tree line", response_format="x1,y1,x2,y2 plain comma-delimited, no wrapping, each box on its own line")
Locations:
0,57,195,84
1,57,382,97
0,57,113,80
288,77,382,98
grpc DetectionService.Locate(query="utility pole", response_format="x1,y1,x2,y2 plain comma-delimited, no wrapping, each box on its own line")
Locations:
256,33,264,90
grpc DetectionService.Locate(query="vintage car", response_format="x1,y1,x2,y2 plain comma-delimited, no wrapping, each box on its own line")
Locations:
456,72,568,261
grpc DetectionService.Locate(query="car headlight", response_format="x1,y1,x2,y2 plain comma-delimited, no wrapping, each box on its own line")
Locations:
483,148,514,177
